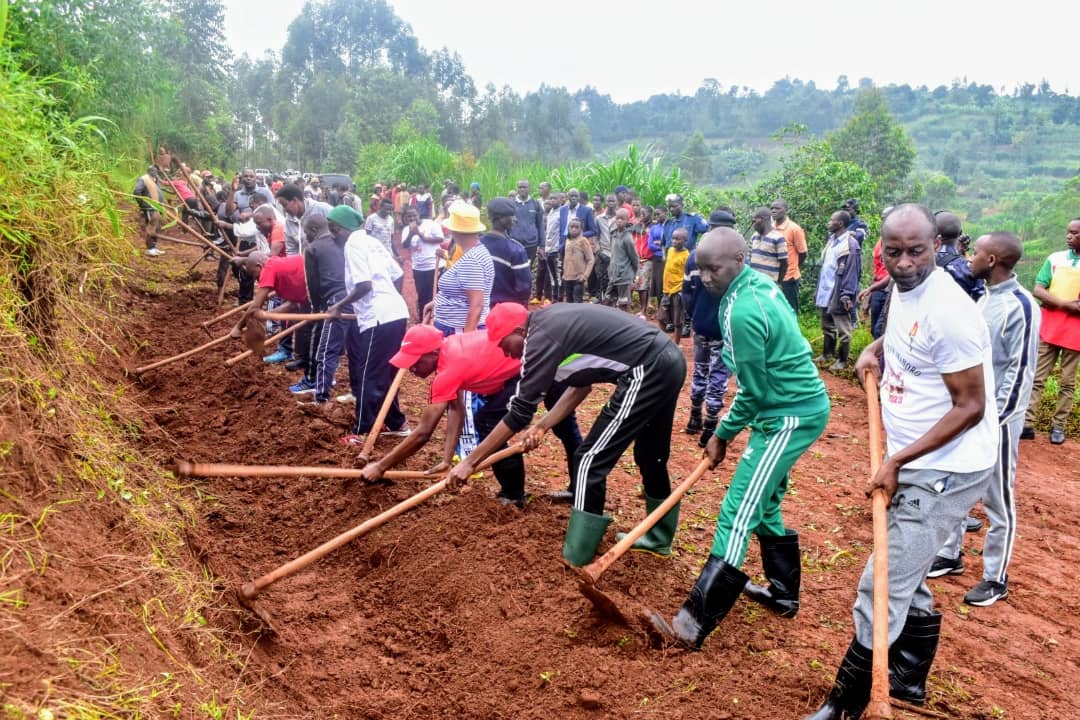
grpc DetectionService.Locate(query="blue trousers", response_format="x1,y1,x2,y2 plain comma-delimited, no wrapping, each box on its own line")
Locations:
312,290,349,402
690,334,730,419
347,319,407,435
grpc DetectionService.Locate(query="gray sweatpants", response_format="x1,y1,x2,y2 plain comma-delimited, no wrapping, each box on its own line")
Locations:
853,465,992,646
939,415,1023,584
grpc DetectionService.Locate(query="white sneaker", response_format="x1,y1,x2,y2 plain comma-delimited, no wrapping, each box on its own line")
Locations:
380,425,412,438
335,392,355,404
145,247,164,257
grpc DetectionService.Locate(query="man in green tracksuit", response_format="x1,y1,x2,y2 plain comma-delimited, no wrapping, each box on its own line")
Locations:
651,227,831,650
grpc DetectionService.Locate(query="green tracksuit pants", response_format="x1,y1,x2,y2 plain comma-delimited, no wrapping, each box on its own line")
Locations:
710,408,830,564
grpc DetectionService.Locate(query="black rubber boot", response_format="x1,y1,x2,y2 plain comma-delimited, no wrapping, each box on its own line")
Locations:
743,529,801,618
698,416,718,449
814,335,836,364
802,638,873,720
648,554,748,650
889,610,942,706
685,405,703,433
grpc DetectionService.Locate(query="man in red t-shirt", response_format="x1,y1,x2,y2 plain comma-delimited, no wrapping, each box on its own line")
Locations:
234,252,310,363
361,323,582,505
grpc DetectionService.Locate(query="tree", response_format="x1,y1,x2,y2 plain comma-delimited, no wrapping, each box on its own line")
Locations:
829,87,916,203
923,173,957,211
680,131,712,183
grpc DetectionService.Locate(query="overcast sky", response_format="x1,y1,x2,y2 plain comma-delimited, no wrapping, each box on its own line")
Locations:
223,0,1076,103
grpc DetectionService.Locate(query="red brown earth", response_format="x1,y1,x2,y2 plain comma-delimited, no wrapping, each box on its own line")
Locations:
114,241,1080,719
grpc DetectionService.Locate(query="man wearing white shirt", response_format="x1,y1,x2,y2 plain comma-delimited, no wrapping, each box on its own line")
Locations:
804,204,997,720
328,214,411,440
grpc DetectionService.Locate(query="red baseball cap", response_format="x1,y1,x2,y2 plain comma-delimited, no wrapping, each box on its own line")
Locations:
486,303,529,344
390,324,444,369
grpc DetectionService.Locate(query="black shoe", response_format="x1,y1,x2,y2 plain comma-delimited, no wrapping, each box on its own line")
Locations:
648,555,748,650
743,530,801,618
889,610,941,705
681,324,692,337
963,516,983,533
685,411,703,434
802,638,873,720
1050,427,1066,445
926,555,964,578
664,323,675,333
284,358,306,371
496,493,526,509
1020,425,1035,440
548,489,573,504
964,579,1009,607
699,417,718,449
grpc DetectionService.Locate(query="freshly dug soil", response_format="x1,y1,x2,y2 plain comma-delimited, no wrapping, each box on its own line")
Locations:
124,245,1080,719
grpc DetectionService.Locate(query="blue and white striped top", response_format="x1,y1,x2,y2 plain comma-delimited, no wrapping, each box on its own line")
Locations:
434,243,494,330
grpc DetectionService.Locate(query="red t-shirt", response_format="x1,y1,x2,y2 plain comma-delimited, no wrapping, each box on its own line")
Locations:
259,255,308,304
266,221,286,256
170,179,195,201
872,240,888,282
430,331,522,403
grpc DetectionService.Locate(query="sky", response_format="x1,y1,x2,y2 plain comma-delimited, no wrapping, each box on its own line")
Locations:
223,0,1077,103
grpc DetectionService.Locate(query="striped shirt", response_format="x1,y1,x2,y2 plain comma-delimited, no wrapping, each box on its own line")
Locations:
748,230,787,282
434,243,494,330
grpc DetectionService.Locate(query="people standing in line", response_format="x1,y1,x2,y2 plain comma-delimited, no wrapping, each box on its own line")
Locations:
535,192,565,304
483,198,533,307
606,208,639,311
771,199,808,313
814,211,861,371
1021,217,1080,445
631,206,656,318
364,197,401,265
747,207,788,283
133,166,164,257
803,204,996,720
561,218,594,304
927,232,1039,606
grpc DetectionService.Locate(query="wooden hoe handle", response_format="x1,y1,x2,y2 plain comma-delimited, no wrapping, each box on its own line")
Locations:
863,369,893,720
134,333,232,375
224,320,309,366
173,461,435,481
254,310,356,322
359,367,408,458
201,300,255,328
578,457,712,584
239,443,525,600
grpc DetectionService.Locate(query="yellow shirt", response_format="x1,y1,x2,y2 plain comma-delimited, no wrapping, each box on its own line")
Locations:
663,248,689,295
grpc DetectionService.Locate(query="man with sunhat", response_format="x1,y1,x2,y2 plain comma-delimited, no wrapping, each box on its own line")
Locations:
448,302,687,566
360,322,583,505
483,198,533,306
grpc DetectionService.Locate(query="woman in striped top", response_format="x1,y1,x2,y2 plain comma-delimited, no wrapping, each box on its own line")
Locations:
425,201,494,336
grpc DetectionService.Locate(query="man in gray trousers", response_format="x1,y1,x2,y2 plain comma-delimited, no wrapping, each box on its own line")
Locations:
927,231,1039,606
804,205,998,720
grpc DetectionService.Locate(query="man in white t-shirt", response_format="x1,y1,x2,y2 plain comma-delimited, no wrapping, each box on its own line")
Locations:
804,204,996,720
401,206,444,320
327,227,410,442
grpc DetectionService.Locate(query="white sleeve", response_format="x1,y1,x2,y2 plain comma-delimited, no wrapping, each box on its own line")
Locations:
930,307,989,374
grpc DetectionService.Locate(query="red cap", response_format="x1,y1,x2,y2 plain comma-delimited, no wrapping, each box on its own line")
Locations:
486,303,529,344
389,324,444,369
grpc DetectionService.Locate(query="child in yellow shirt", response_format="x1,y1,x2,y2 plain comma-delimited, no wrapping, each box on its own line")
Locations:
660,229,690,342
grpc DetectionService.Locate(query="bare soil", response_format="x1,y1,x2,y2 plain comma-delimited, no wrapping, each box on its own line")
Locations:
111,242,1080,718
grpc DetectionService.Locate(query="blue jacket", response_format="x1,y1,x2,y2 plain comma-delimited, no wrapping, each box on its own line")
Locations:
681,251,723,340
510,197,544,249
846,218,868,247
558,203,598,249
663,212,709,251
936,245,985,301
481,232,532,306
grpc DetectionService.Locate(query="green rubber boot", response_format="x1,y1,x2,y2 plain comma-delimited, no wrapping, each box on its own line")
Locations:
616,494,680,556
563,508,613,567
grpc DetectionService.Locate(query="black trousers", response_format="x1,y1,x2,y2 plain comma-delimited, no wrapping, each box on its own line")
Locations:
347,319,407,435
780,278,800,314
413,268,435,319
572,339,686,515
475,379,585,500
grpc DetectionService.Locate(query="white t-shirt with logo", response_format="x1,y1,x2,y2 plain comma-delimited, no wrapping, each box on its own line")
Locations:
880,268,997,472
343,230,407,333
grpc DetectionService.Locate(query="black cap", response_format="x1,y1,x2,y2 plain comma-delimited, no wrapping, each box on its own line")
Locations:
708,209,736,228
843,198,859,211
487,197,517,218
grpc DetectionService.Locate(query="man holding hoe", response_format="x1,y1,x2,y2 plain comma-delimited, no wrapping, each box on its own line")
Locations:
648,227,830,650
448,302,687,566
359,320,582,505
